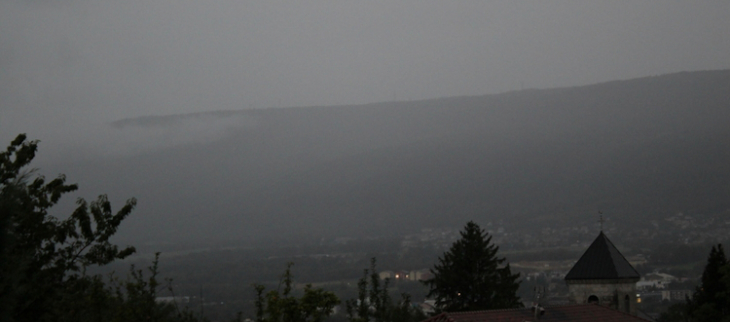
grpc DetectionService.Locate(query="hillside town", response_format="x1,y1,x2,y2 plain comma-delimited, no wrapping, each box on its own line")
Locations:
398,211,730,252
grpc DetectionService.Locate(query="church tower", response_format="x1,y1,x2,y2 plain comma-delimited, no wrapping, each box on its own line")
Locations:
564,231,640,315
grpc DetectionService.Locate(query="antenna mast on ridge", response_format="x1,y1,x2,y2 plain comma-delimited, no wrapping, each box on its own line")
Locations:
598,211,605,232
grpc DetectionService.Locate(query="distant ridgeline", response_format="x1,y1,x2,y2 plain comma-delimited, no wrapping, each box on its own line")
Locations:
81,70,730,243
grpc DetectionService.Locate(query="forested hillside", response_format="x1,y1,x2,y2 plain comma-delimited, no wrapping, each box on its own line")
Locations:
54,70,730,244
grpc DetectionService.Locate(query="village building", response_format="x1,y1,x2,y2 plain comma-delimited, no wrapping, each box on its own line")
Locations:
564,231,641,315
661,289,693,302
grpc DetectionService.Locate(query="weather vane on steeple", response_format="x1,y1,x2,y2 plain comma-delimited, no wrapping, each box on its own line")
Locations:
598,211,604,231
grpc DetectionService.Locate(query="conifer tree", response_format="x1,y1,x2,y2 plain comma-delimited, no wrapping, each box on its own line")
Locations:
423,221,521,312
659,244,730,322
690,244,729,321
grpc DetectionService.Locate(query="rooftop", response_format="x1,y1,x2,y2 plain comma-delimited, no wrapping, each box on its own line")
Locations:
564,231,640,281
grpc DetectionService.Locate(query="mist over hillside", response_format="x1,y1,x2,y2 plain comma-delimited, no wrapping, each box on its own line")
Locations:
43,70,730,245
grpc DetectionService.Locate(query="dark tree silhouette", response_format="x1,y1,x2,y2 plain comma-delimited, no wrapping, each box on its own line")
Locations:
659,244,730,322
1,134,207,322
0,134,137,321
345,258,425,322
690,244,729,321
253,263,340,322
423,221,521,312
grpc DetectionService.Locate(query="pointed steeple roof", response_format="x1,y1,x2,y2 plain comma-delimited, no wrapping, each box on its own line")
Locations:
565,232,640,280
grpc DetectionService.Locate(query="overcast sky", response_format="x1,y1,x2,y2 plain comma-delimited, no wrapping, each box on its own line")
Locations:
1,1,729,160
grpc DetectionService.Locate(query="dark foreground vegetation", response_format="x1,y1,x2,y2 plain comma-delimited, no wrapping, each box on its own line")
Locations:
0,134,204,321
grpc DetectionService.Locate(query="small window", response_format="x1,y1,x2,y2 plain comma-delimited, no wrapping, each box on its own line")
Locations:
588,295,599,304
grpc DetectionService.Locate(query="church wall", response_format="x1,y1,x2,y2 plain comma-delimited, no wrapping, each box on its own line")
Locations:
566,280,638,315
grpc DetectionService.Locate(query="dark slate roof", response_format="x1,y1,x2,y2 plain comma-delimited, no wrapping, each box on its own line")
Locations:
421,304,651,322
565,232,640,280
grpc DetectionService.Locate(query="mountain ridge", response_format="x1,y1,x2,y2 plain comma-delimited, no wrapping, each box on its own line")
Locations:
109,69,729,127
52,69,730,243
